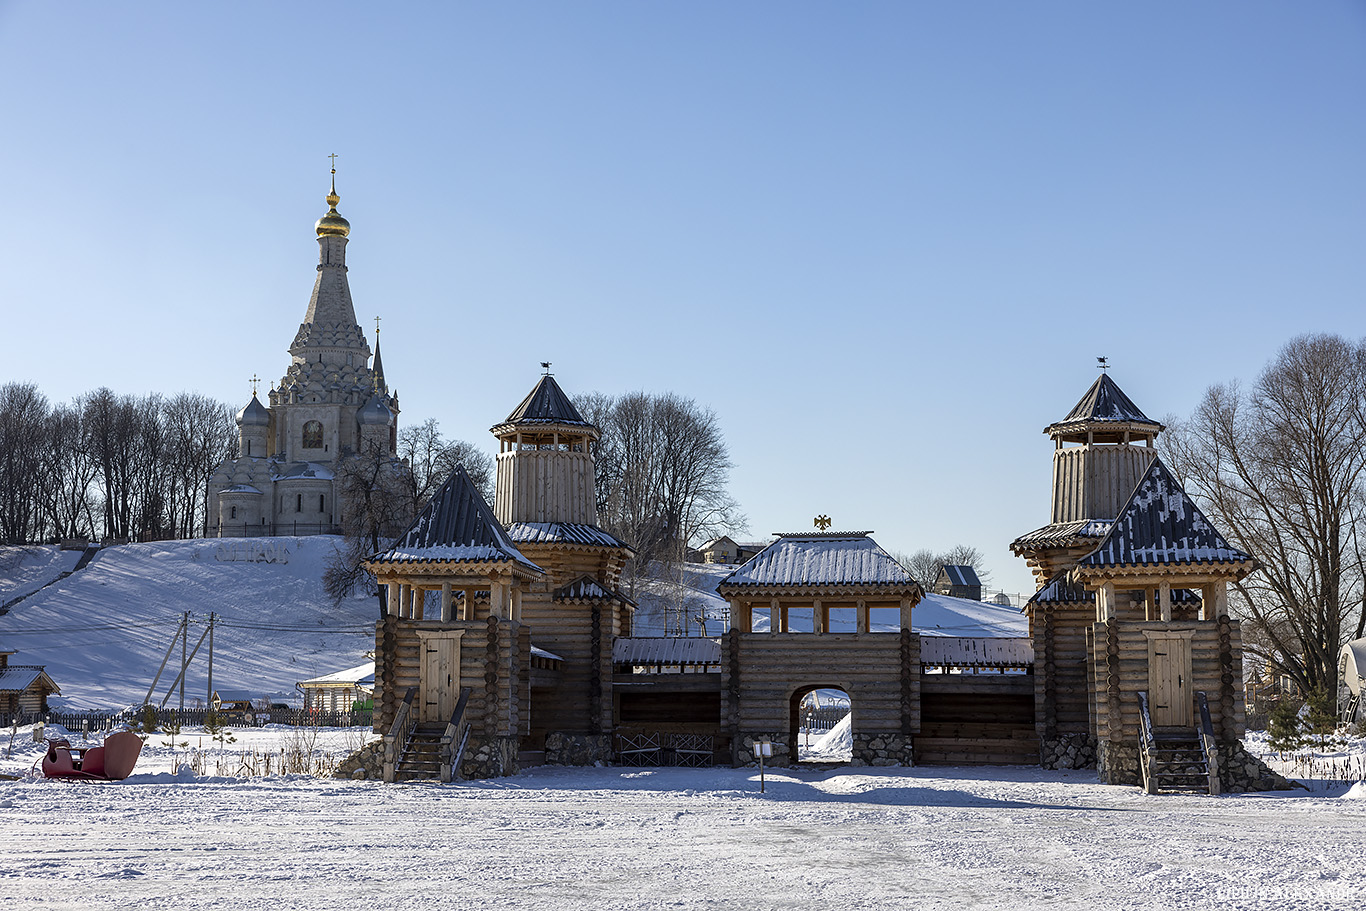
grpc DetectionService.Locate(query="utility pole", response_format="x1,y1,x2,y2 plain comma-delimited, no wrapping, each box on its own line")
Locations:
206,612,216,709
179,610,189,714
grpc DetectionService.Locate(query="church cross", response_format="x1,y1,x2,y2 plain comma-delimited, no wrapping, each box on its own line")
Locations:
375,315,381,338
250,374,260,396
328,152,338,171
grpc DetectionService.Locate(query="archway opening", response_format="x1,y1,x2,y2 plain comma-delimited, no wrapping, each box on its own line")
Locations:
792,686,852,763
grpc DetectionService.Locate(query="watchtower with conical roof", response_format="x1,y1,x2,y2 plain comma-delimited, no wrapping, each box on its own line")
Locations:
490,374,598,526
1012,374,1162,585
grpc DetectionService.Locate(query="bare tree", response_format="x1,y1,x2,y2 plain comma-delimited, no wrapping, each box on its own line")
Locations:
0,382,50,543
575,390,746,592
893,545,992,589
398,419,493,508
1165,333,1366,695
323,441,415,603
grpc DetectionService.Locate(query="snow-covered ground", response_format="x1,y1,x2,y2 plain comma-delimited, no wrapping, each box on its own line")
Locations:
0,545,82,604
2,722,1363,910
0,539,376,709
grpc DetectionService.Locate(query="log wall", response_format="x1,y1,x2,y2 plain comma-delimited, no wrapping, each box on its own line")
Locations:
720,632,918,740
1090,620,1245,743
1051,444,1156,525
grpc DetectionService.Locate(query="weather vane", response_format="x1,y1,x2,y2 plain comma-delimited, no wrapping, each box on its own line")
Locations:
541,361,552,375
250,374,260,396
814,515,832,530
1097,356,1109,372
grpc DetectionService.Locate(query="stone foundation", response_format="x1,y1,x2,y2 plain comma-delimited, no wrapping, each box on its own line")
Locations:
1218,741,1295,793
735,732,792,768
1097,740,1141,785
460,735,519,779
1040,733,1096,770
545,732,613,766
851,733,913,766
334,739,385,780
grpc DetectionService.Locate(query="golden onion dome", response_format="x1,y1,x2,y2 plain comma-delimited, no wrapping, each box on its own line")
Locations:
314,173,351,238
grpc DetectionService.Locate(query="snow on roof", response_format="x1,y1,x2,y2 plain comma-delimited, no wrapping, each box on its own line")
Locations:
530,645,563,663
1047,373,1161,432
505,522,630,550
1078,457,1254,569
1011,519,1112,551
0,666,58,694
272,461,336,481
920,637,1033,667
299,662,375,688
372,466,542,573
219,484,263,495
612,637,721,667
719,533,917,590
553,575,636,606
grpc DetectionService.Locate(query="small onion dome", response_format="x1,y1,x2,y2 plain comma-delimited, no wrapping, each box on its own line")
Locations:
315,188,350,238
236,395,270,427
358,395,391,426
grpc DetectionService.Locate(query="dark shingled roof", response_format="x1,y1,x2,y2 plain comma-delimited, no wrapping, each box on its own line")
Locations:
499,375,593,428
1048,374,1161,432
1011,519,1112,552
1077,457,1254,569
370,465,541,572
553,575,637,606
506,522,631,551
1027,572,1201,606
938,565,981,587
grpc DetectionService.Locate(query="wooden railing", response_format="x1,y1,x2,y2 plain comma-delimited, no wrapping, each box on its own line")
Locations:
438,687,473,783
382,687,418,783
1136,691,1157,795
1196,692,1222,796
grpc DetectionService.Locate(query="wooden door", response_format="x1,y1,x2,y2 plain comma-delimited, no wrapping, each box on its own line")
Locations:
419,634,462,723
1147,633,1192,727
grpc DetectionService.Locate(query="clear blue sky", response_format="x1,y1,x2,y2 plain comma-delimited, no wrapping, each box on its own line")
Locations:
2,2,1363,596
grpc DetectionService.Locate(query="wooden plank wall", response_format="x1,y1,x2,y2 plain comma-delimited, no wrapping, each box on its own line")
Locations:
1051,444,1156,524
917,676,1037,765
495,451,596,525
1091,621,1242,743
720,633,917,736
1033,605,1095,738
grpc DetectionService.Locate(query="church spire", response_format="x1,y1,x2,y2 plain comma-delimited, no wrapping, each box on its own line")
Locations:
288,158,368,365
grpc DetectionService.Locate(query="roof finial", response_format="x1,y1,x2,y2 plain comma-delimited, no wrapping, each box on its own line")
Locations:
814,514,832,530
329,152,338,194
541,361,552,375
1097,356,1109,372
250,373,260,396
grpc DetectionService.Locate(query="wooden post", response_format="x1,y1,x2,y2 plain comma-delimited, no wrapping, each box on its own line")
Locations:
899,597,912,631
512,585,522,623
440,582,453,623
813,599,824,634
1098,582,1116,621
770,599,779,635
414,587,426,622
732,599,750,634
490,580,506,619
386,582,400,617
1158,581,1172,622
463,588,475,621
857,600,868,634
1211,581,1229,618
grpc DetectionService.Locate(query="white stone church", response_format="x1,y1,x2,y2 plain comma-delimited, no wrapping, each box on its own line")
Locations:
207,172,401,536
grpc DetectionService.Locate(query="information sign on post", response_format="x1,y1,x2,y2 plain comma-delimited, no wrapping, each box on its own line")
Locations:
753,737,773,793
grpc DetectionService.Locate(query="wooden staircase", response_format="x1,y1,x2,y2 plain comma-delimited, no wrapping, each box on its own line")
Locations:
395,723,446,782
1137,691,1221,795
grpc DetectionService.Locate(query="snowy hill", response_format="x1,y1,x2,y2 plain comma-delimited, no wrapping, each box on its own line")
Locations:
0,538,376,710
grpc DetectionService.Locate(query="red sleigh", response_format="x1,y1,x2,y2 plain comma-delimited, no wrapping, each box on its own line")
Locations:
41,731,142,781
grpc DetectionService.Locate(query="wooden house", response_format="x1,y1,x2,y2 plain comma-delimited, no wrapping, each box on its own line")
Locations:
0,650,60,719
1013,374,1275,792
934,564,982,601
298,661,375,713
